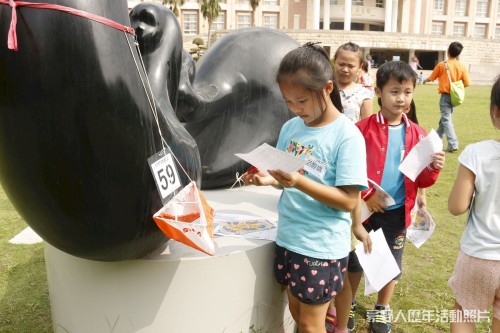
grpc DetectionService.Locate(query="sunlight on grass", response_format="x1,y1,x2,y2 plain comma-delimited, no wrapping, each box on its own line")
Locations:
0,84,496,332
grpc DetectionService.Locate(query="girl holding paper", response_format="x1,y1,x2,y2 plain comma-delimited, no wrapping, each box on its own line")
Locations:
242,43,369,333
447,76,500,333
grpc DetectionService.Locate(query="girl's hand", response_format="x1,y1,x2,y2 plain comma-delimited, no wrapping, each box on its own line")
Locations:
365,190,388,213
267,169,301,188
242,168,276,186
431,151,446,170
353,224,372,254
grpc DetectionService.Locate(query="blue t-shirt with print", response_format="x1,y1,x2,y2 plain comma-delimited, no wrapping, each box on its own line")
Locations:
381,123,405,209
275,115,368,260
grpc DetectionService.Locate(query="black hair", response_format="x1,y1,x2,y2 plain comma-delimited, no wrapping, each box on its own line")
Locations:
277,42,343,113
375,61,417,108
333,42,364,65
406,100,419,124
491,76,500,130
376,61,417,90
448,41,464,58
361,60,369,72
491,75,500,111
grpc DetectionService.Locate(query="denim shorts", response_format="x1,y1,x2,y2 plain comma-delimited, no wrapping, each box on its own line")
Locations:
348,206,406,279
274,244,348,304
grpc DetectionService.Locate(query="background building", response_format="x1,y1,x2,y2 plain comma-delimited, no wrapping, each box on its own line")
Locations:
129,0,500,84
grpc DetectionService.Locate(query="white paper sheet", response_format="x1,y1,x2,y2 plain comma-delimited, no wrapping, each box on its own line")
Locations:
360,179,396,221
213,213,277,241
235,143,306,174
354,229,401,295
9,227,43,244
398,129,443,181
407,204,436,248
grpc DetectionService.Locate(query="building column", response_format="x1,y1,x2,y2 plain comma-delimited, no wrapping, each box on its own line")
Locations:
408,49,415,64
391,0,398,32
344,0,352,31
384,0,392,32
413,0,422,33
323,0,330,30
364,48,371,58
314,0,320,29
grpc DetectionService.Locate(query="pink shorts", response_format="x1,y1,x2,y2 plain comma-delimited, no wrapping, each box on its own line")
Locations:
448,251,500,320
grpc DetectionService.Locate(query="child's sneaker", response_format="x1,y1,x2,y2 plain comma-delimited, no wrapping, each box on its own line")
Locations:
325,310,337,333
367,305,392,333
347,301,356,330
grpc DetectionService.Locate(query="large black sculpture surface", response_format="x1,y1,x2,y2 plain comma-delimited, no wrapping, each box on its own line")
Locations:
176,28,299,189
0,0,201,260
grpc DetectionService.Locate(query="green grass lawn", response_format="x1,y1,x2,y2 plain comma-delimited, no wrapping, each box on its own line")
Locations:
0,84,496,332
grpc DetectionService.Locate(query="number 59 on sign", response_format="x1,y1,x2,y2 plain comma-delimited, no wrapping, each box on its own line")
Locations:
148,151,181,202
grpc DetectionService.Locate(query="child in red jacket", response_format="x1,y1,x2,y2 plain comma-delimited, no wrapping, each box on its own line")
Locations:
349,61,446,333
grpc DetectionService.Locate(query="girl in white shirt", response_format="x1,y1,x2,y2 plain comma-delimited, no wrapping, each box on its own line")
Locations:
333,42,374,123
448,75,500,333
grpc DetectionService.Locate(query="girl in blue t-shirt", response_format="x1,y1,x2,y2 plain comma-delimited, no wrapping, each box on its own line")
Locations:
242,43,369,333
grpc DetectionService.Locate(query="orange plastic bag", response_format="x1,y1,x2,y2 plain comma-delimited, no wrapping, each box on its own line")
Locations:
153,181,215,255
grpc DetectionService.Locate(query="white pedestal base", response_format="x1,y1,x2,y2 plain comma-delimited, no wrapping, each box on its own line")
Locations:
45,186,295,333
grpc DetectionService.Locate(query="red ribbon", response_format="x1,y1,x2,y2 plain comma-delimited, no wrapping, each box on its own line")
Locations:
0,0,135,51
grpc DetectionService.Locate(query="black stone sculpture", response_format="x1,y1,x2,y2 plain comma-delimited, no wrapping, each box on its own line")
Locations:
176,27,299,189
0,0,201,260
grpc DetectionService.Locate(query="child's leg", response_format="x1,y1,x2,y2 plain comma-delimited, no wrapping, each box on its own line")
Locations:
334,274,351,331
492,316,500,333
493,284,500,333
286,287,301,324
348,271,363,298
372,207,406,307
450,301,475,333
288,292,330,333
376,280,397,305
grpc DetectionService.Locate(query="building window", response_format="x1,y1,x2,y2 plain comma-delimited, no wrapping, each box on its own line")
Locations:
264,0,279,4
496,25,500,38
453,23,466,36
433,0,445,14
455,0,467,16
237,12,251,28
474,24,486,38
293,14,300,29
263,13,278,28
212,11,225,31
431,21,444,35
375,0,383,7
498,0,500,18
330,0,339,4
352,0,363,5
476,0,488,17
183,12,198,35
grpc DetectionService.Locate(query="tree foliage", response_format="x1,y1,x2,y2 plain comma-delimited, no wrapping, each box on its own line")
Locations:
162,0,185,17
250,0,260,26
200,0,221,47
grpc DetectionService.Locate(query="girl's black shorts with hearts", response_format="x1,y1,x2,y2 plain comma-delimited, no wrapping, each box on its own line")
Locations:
274,244,348,305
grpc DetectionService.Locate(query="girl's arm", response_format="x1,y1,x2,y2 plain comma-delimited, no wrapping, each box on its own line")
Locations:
352,195,372,253
360,98,373,120
448,164,475,216
268,169,359,211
